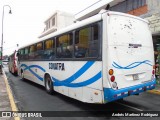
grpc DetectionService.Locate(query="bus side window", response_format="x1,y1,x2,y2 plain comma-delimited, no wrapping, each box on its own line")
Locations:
35,42,44,60
44,39,55,60
75,27,90,58
29,45,36,60
19,49,24,60
74,23,99,58
56,33,73,58
88,24,99,58
24,48,29,60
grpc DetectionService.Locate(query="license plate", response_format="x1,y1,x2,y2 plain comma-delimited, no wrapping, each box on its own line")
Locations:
133,74,139,80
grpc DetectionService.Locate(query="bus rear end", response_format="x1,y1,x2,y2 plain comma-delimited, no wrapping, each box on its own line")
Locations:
9,51,18,75
103,12,156,103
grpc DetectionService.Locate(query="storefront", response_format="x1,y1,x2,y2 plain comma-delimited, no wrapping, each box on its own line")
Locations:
153,34,160,85
145,13,160,86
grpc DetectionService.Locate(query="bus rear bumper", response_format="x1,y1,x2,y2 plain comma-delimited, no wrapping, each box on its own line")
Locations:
103,79,156,103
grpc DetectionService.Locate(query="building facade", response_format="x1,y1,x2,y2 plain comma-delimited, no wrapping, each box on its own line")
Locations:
110,0,160,85
39,10,74,38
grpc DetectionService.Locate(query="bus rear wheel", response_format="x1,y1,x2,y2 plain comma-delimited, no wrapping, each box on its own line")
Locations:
45,75,54,94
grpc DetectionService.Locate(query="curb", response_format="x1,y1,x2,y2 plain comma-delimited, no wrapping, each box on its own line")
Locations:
2,71,20,120
147,89,160,95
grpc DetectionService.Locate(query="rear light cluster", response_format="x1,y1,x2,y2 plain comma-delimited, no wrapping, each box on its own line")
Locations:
109,69,118,89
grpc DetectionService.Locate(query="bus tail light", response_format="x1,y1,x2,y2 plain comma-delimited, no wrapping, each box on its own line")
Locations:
109,69,114,75
152,70,155,75
109,68,118,89
110,76,115,82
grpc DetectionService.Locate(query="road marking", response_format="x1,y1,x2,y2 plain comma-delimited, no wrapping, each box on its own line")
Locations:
115,102,143,111
3,71,20,120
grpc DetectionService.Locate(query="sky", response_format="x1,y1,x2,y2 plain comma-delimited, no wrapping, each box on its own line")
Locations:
0,0,99,56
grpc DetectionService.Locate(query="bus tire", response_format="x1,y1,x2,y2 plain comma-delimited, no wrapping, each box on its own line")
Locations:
45,74,54,94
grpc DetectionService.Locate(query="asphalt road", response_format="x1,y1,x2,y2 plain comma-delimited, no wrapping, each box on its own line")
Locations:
3,65,160,120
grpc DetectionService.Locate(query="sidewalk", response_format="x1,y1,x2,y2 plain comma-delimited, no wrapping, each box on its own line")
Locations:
0,71,19,120
0,74,12,111
0,73,13,120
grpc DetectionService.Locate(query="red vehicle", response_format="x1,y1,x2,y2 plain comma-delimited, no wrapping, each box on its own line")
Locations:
8,51,18,75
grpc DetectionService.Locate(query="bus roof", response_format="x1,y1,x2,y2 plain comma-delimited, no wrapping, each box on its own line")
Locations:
19,10,149,50
18,13,102,50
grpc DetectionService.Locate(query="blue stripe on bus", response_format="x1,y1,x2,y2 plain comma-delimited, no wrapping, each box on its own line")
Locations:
112,60,152,69
21,64,46,72
21,64,46,81
20,61,101,87
104,79,156,103
53,71,101,87
52,61,95,83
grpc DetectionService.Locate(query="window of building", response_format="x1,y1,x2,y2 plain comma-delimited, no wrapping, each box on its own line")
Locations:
56,33,73,58
110,0,147,15
48,21,50,29
52,17,55,26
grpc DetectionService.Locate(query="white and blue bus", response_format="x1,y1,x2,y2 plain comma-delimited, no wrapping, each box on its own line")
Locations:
18,10,156,103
